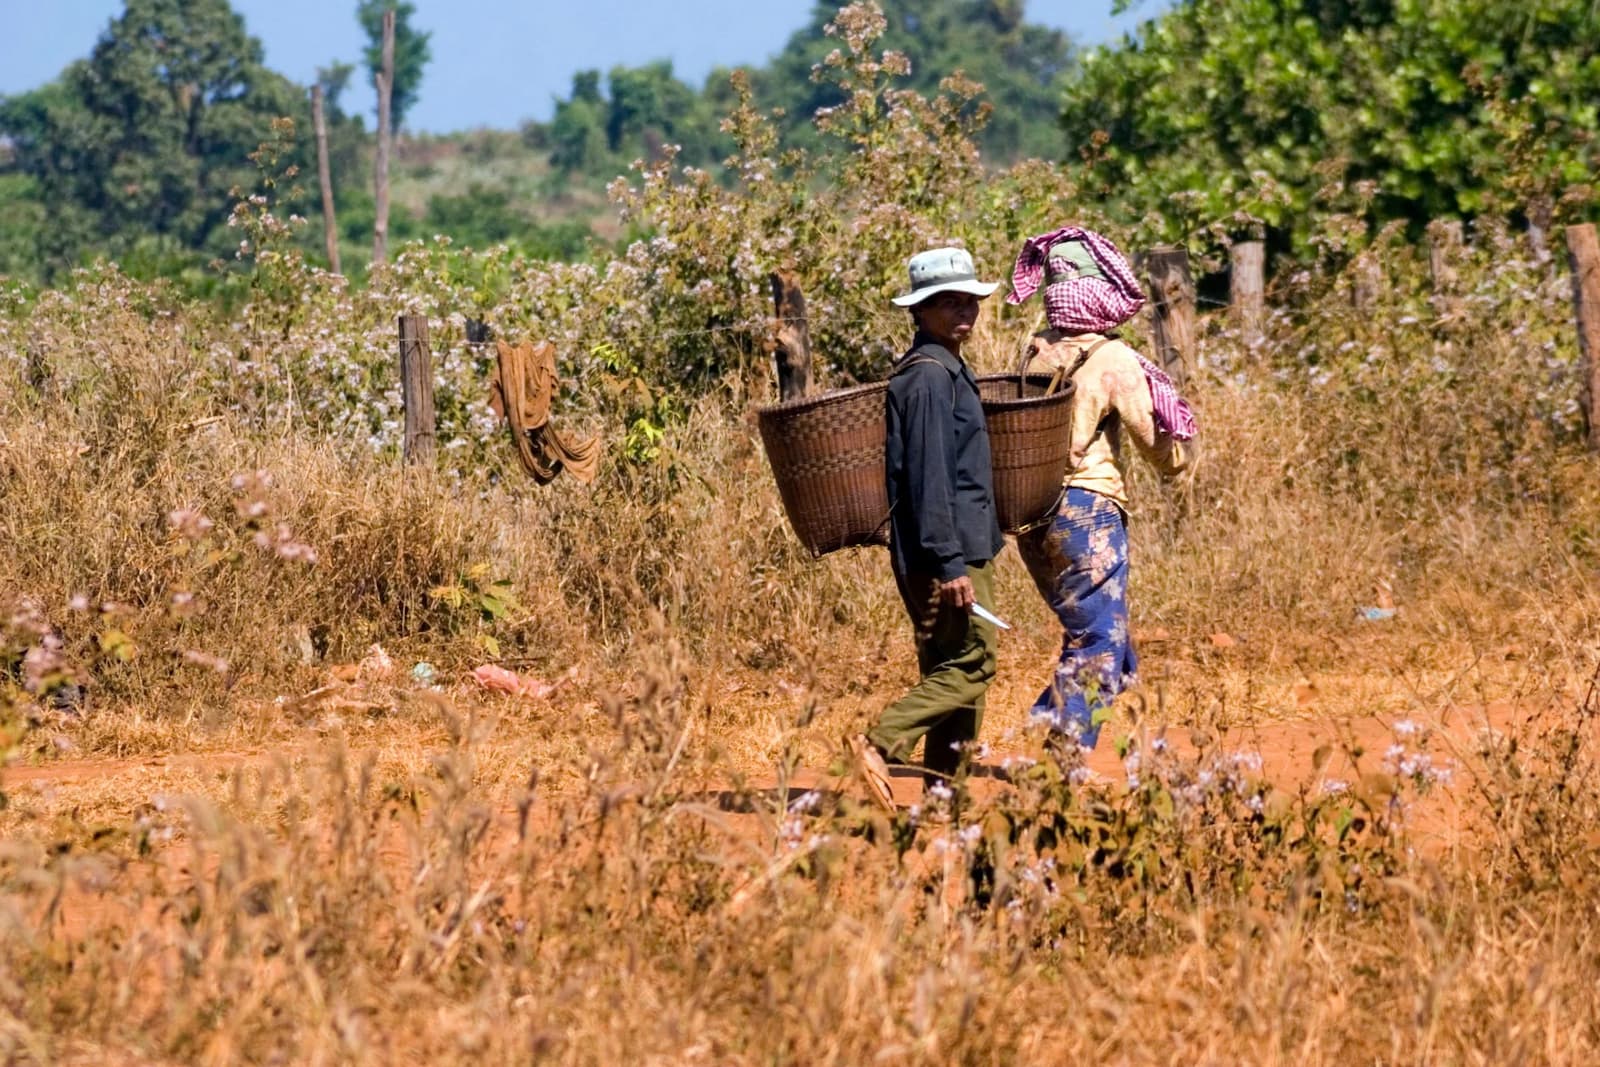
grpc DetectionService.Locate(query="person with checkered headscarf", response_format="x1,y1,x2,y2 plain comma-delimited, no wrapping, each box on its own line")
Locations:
1005,227,1197,750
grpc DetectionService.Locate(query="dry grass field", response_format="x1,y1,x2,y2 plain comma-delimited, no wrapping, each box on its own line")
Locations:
5,209,1600,1064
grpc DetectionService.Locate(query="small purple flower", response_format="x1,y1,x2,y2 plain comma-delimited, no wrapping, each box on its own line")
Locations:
167,508,214,541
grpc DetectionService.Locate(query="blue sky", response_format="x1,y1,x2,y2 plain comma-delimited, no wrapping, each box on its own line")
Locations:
0,1,1160,133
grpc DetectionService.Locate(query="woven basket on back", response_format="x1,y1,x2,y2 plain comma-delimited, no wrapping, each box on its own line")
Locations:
977,366,1076,534
756,382,890,557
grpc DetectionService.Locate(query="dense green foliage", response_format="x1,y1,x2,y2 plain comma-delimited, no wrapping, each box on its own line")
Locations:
0,0,309,278
536,0,1076,175
1064,0,1600,256
543,62,713,173
0,0,1082,285
3,0,1598,288
754,0,1075,160
356,0,432,132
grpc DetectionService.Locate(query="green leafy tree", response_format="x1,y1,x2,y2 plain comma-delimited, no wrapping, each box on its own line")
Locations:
548,71,610,172
0,172,45,280
0,0,307,277
357,0,432,131
545,63,723,174
605,61,698,154
421,186,591,259
316,60,357,114
755,0,1076,161
425,185,521,245
1062,0,1600,256
538,0,1072,176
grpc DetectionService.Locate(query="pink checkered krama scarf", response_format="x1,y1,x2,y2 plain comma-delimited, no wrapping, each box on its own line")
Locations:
1006,226,1146,334
1008,227,1197,441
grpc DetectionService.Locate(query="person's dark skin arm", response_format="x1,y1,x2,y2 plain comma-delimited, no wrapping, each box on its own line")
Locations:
942,574,975,609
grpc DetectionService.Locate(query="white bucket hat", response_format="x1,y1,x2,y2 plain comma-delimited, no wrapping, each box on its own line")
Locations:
890,246,999,307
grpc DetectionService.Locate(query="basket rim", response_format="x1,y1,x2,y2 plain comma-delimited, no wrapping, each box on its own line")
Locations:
755,379,888,417
976,372,1076,411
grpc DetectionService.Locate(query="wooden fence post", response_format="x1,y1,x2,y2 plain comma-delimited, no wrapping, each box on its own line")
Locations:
1566,223,1600,451
25,339,50,398
371,9,395,268
398,315,435,466
769,270,812,401
1528,196,1554,266
1427,220,1463,290
1427,218,1464,324
310,85,341,275
1351,252,1383,314
1145,245,1196,386
1230,240,1265,350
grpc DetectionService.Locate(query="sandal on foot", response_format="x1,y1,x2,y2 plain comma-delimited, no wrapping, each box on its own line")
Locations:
848,734,896,812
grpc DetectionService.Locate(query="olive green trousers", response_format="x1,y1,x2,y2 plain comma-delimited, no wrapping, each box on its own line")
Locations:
867,560,997,779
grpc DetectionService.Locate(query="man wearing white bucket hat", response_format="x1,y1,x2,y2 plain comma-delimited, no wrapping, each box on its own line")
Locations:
850,247,1005,811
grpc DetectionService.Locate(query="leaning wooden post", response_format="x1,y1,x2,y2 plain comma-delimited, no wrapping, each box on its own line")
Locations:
1427,218,1464,323
25,339,50,399
1145,245,1196,386
1230,240,1265,351
371,9,396,268
1566,223,1600,450
1528,196,1554,266
310,85,341,275
1351,251,1383,314
465,318,493,376
398,315,436,466
769,270,813,401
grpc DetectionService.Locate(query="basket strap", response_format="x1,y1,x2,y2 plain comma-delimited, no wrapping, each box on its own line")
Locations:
1011,486,1067,537
890,352,958,407
1065,336,1115,383
1014,342,1035,399
1019,334,1117,399
891,353,944,377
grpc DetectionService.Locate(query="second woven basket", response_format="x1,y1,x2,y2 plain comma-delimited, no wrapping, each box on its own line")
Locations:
976,371,1076,534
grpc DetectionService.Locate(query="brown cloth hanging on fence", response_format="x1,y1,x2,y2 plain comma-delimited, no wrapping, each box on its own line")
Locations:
487,340,601,485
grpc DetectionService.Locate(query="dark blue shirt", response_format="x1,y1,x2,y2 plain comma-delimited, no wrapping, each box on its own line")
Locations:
885,335,1005,581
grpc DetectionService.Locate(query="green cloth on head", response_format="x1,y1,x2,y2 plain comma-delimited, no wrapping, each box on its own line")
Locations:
1045,238,1105,283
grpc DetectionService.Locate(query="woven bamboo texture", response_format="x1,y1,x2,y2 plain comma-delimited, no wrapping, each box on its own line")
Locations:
977,372,1076,533
756,381,891,557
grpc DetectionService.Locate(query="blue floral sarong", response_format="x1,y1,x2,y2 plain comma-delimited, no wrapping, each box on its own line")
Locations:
1015,487,1135,748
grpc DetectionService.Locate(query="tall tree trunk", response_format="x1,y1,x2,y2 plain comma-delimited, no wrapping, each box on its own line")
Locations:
311,85,341,275
372,9,395,268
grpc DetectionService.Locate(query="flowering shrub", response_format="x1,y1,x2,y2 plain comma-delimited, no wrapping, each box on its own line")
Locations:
4,4,1098,483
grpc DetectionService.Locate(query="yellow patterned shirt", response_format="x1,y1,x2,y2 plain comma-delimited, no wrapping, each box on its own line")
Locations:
1025,330,1191,510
